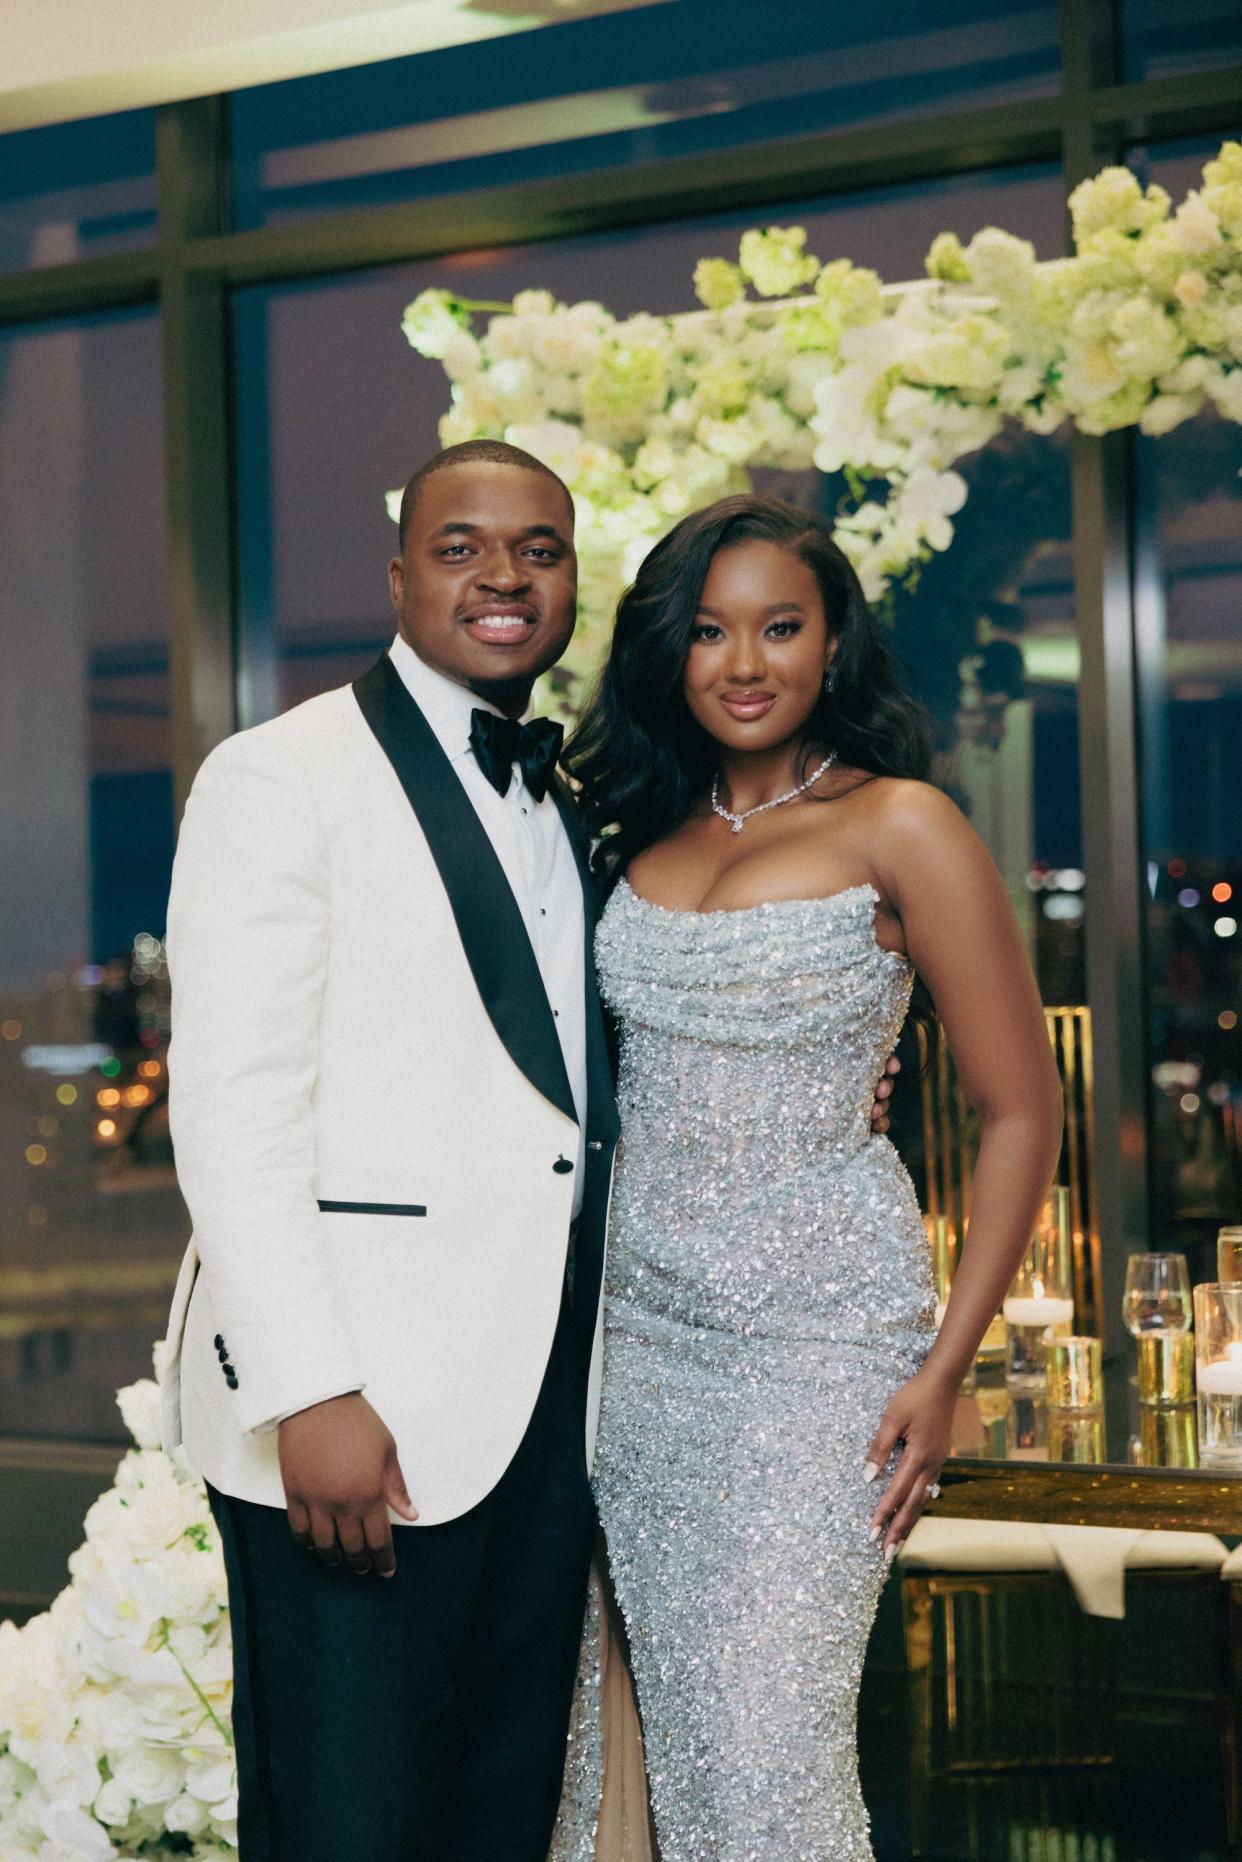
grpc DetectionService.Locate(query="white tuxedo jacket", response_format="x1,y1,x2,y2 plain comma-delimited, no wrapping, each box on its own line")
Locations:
161,655,619,1524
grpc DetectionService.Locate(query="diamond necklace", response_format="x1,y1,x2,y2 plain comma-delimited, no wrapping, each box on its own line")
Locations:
711,751,838,834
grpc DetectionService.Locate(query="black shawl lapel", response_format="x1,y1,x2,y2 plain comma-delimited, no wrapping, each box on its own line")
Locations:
552,778,621,1146
353,655,577,1127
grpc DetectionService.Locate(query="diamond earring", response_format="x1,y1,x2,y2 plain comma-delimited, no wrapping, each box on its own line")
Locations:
824,665,838,695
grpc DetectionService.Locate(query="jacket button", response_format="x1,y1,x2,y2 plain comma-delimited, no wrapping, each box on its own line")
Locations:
213,1335,224,1351
221,1361,235,1377
217,1346,229,1362
552,1156,574,1175
225,1374,239,1390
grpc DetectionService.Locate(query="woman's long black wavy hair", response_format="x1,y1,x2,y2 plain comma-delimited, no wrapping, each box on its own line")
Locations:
565,495,934,879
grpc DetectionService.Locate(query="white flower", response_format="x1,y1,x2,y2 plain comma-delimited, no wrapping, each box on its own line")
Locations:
36,1798,114,1860
512,289,555,319
79,1559,174,1648
164,1791,209,1834
1172,192,1223,255
440,329,482,382
892,467,969,552
962,227,1038,299
114,1385,162,1452
528,306,610,376
91,1776,132,1826
1207,367,1242,422
108,1743,184,1807
400,289,468,359
1140,391,1202,434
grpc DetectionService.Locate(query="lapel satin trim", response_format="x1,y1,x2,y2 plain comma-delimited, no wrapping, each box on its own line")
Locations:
353,655,577,1127
552,778,621,1145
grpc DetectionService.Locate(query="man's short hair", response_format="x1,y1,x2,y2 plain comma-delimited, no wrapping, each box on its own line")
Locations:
396,440,574,551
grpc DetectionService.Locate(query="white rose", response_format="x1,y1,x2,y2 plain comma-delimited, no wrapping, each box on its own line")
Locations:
109,1742,184,1806
164,1791,209,1834
183,1753,235,1804
26,1737,99,1810
36,1798,114,1860
116,1379,162,1450
92,1776,133,1826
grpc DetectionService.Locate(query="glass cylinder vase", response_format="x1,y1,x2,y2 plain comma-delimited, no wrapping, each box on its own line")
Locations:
1194,1282,1242,1470
1002,1217,1074,1388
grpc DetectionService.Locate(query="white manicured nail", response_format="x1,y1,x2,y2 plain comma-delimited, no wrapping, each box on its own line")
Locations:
863,1461,880,1484
884,1543,898,1565
868,1524,881,1544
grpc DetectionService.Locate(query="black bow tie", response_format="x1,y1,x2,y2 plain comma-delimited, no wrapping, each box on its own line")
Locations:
469,708,564,803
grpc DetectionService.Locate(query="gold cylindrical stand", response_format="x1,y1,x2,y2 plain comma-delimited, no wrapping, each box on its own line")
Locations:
1138,1403,1199,1469
1137,1333,1195,1405
1048,1408,1105,1463
1046,1336,1103,1410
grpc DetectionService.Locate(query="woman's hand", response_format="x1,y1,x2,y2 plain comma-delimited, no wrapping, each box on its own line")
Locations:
863,1362,956,1560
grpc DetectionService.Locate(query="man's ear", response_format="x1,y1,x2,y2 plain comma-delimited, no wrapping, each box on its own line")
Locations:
387,556,404,615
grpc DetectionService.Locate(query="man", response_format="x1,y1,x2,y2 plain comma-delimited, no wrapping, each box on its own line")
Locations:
160,439,898,1859
162,440,615,1860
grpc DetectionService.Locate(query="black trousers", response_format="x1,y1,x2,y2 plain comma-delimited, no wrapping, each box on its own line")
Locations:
208,1290,596,1862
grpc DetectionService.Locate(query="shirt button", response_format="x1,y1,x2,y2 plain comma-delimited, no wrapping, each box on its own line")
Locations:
539,907,547,916
553,1008,559,1018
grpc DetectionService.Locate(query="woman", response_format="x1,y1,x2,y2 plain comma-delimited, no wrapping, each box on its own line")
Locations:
564,496,1063,1859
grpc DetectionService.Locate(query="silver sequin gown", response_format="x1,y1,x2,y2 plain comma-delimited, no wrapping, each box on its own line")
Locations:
590,879,937,1861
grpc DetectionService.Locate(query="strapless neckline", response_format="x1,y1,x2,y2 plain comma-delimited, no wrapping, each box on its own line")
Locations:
616,875,909,966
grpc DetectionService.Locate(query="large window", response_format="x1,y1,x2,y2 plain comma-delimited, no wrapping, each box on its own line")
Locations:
230,2,1060,228
0,307,180,1441
1126,141,1242,1268
0,110,157,272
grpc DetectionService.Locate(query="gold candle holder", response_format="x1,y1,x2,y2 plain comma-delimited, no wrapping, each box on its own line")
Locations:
1139,1403,1199,1469
1045,1336,1103,1410
1219,1227,1242,1285
1137,1333,1195,1405
924,1212,953,1318
1048,1409,1105,1464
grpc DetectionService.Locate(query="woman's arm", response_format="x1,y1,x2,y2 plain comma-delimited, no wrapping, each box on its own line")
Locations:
863,781,1065,1556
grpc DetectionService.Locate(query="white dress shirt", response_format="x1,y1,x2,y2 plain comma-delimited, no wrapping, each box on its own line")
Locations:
388,635,588,1212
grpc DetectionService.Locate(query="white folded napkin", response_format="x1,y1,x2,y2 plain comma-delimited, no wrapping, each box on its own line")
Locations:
897,1516,1226,1618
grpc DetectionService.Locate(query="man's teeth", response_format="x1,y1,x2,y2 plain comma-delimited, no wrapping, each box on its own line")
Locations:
470,614,532,629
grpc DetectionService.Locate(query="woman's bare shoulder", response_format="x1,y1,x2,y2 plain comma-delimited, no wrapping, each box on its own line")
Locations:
824,771,964,835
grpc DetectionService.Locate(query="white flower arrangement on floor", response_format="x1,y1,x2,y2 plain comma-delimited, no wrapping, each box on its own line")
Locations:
396,142,1242,719
0,1351,236,1859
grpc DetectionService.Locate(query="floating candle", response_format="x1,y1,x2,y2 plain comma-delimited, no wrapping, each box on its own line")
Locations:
1196,1347,1242,1396
1002,1295,1075,1329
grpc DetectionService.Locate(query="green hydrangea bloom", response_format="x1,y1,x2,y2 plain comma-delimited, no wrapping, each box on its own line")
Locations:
693,258,745,310
738,226,820,297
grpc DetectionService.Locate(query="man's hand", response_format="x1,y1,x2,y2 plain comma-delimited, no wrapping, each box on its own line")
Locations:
870,1054,901,1134
278,1392,418,1578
